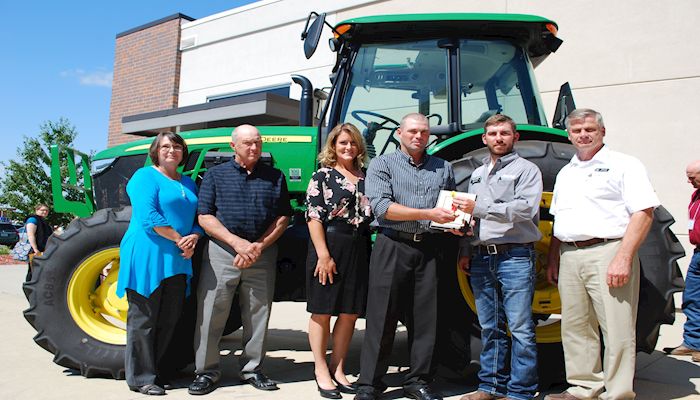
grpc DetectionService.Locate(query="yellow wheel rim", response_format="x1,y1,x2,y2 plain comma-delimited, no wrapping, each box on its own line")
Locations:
457,192,562,343
67,248,127,345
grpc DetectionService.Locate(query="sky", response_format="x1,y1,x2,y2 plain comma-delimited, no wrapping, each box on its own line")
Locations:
0,0,258,173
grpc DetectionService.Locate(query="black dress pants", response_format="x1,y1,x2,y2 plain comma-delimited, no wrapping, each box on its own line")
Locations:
357,233,457,392
125,274,186,387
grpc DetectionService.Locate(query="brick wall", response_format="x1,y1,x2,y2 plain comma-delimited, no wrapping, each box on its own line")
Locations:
107,15,191,147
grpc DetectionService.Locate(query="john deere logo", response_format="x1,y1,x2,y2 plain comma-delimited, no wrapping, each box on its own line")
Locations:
262,136,312,143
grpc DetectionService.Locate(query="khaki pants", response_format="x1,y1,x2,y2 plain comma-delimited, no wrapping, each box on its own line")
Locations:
558,240,639,400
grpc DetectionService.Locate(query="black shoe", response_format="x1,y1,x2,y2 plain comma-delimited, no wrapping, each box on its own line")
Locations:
354,387,378,400
242,372,279,391
404,386,442,400
332,376,357,394
155,377,172,390
129,384,166,396
316,379,342,399
188,374,217,395
354,392,377,400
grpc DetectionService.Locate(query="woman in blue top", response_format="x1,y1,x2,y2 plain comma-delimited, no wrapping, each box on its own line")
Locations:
116,132,203,396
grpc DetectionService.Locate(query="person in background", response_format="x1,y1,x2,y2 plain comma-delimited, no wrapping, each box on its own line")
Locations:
664,159,700,360
25,203,52,281
116,132,202,396
305,123,372,399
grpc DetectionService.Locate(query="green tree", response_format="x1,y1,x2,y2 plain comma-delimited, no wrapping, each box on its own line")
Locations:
0,118,83,227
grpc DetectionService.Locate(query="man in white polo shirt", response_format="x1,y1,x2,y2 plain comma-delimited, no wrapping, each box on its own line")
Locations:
545,108,659,400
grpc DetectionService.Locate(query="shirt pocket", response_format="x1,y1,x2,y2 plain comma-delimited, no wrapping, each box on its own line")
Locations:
586,171,620,201
491,175,515,202
254,183,276,210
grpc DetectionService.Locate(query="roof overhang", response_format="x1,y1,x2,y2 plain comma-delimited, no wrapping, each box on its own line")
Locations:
121,92,301,136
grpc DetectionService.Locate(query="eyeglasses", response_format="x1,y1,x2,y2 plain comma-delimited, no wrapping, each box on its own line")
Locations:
160,145,184,152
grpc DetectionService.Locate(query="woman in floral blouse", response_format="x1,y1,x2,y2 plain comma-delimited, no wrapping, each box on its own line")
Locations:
305,123,372,399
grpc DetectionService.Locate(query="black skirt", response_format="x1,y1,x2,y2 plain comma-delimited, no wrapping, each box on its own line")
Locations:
306,230,370,315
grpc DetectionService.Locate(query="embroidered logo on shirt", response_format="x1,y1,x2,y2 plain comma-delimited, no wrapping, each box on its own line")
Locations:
470,177,482,184
594,168,610,172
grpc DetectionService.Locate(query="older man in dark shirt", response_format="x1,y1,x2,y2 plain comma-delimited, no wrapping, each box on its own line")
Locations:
189,124,292,395
355,113,462,400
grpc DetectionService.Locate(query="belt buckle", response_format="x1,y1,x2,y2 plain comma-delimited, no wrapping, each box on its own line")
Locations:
486,244,498,255
413,233,422,242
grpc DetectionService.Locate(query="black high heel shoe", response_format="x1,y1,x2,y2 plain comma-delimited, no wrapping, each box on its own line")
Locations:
332,376,357,394
316,379,342,399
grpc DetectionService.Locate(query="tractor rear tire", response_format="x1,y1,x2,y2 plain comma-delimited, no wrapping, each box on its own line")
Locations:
444,140,684,388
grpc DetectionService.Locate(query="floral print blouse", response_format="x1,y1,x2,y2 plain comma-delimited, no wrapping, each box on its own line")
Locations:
305,167,372,227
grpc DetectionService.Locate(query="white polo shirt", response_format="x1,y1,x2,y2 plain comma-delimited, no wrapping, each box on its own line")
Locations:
550,146,660,242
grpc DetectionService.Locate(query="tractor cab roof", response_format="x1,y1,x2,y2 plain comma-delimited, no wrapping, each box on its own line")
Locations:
333,13,560,60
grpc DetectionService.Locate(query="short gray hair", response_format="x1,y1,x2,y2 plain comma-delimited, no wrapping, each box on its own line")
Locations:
565,108,605,130
400,112,429,128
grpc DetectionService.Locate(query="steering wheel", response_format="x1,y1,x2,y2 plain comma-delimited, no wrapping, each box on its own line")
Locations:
351,110,400,129
426,113,442,126
351,110,402,157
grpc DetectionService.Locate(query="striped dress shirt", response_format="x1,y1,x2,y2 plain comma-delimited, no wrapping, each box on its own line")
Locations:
366,150,455,233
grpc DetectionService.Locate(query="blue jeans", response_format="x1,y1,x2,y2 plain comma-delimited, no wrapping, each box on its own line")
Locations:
470,245,538,400
683,250,700,350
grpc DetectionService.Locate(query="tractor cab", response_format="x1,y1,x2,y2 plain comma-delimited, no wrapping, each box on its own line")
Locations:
302,13,568,158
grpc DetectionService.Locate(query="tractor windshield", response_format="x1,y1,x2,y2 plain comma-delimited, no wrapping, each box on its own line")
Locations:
338,38,546,156
458,39,546,130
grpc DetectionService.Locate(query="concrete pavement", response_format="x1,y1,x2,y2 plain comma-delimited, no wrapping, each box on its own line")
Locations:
1,263,699,399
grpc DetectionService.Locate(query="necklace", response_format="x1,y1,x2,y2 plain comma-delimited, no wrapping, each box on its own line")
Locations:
154,166,186,198
178,181,186,198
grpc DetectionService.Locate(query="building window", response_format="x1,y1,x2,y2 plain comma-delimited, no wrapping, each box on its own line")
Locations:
207,84,290,102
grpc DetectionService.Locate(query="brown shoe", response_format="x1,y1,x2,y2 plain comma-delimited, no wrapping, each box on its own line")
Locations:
460,391,498,400
692,352,700,362
543,392,579,400
663,344,697,355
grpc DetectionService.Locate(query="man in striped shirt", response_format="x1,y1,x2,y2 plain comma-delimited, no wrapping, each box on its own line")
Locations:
355,113,462,400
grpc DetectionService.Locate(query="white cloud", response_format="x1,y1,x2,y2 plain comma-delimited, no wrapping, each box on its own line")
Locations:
60,69,113,87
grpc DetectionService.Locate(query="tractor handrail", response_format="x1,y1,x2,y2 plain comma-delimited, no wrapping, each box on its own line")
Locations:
50,144,95,217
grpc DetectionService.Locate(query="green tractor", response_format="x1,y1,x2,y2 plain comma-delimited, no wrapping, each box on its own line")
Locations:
23,12,684,387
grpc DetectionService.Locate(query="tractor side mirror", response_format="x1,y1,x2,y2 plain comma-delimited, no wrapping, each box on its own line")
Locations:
552,82,576,129
301,12,327,59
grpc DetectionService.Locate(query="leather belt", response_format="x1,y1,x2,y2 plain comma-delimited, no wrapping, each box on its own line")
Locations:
563,237,619,249
380,228,434,243
473,243,533,255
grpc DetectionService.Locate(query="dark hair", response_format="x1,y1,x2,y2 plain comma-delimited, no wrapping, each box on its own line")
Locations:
148,132,189,167
483,114,517,133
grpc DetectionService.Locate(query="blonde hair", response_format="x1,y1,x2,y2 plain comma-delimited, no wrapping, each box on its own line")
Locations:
317,123,367,169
